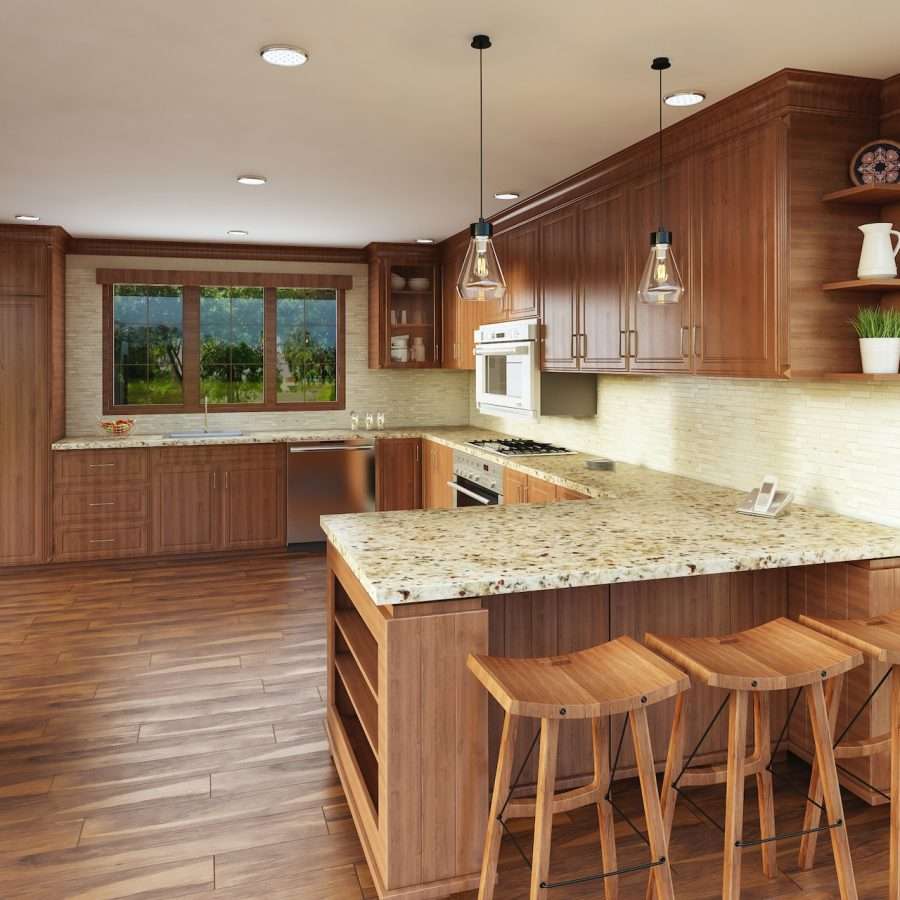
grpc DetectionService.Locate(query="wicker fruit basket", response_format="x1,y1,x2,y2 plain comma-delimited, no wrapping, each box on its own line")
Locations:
98,418,135,437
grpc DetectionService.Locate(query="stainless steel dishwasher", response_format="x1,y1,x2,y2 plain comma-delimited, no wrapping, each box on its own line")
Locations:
286,440,376,543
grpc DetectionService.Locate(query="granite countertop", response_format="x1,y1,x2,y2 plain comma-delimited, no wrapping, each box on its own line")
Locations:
320,464,900,606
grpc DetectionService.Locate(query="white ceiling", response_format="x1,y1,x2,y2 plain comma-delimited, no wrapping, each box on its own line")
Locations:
2,0,898,247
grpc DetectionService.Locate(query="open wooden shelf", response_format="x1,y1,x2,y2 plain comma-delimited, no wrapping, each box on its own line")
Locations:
335,653,378,758
335,609,378,698
823,184,900,205
820,372,900,382
822,279,900,292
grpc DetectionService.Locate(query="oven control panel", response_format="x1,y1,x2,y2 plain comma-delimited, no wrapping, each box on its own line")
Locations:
452,450,504,494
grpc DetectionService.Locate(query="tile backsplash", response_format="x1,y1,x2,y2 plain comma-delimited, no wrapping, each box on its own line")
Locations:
471,374,900,527
65,255,469,435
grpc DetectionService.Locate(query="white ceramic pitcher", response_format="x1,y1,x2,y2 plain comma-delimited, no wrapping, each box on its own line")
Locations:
857,222,900,280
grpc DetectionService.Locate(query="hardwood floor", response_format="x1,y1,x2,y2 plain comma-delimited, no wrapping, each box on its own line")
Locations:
0,552,892,899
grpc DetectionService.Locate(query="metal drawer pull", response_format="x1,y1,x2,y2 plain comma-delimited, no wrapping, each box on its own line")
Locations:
88,463,116,468
88,501,115,507
88,538,116,544
446,481,491,504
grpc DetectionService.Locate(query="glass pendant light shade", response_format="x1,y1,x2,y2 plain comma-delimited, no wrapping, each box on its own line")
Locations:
457,220,507,301
638,229,683,305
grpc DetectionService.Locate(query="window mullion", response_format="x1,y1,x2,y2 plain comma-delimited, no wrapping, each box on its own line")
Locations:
182,285,201,412
264,287,277,408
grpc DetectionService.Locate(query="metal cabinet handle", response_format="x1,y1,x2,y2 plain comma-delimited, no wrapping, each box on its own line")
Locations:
571,334,578,360
580,333,587,359
225,471,229,490
88,463,116,469
619,330,628,359
88,501,115,507
88,538,115,544
693,325,701,357
630,330,638,358
212,471,216,490
681,325,690,358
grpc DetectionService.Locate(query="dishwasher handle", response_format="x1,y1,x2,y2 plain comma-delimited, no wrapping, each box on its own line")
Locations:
447,481,492,505
289,444,374,453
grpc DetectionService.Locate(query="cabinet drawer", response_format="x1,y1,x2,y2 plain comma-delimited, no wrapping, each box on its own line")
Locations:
54,450,149,484
54,487,149,525
153,444,282,469
54,524,149,561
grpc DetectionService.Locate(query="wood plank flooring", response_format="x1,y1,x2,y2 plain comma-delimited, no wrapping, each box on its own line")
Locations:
0,551,893,898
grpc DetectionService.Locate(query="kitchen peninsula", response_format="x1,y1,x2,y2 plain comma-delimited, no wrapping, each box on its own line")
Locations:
320,456,900,900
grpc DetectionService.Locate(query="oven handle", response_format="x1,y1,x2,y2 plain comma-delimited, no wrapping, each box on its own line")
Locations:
474,345,531,357
447,481,492,505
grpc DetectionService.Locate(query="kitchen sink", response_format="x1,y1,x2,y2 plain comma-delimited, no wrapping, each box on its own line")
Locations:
165,430,244,439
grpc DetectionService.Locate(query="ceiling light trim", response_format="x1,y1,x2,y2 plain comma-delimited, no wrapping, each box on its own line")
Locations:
259,44,309,67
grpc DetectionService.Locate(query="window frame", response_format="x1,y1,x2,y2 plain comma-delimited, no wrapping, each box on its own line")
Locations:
100,269,347,415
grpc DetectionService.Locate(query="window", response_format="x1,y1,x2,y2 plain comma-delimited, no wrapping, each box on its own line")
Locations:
200,287,264,405
112,284,184,406
101,269,347,414
276,288,338,403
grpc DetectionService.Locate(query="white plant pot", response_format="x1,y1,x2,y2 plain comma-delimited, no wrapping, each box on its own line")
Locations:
859,337,900,374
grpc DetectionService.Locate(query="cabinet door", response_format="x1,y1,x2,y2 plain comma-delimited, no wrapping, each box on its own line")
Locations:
579,188,629,372
441,245,462,369
498,221,540,320
222,466,285,550
692,122,782,377
540,207,580,371
503,468,529,505
422,439,454,509
151,466,219,554
628,158,693,372
376,438,422,511
0,297,48,565
526,476,558,504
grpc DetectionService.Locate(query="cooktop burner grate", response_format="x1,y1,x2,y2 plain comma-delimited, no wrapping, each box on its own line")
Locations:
467,438,576,457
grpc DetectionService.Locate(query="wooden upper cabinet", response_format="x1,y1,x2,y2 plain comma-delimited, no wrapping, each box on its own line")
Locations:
691,121,783,377
628,158,693,373
540,206,580,371
441,244,462,369
496,221,540,320
579,188,629,372
367,244,441,370
376,438,422,511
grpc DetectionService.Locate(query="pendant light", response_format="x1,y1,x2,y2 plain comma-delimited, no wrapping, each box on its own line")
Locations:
457,35,507,303
638,56,684,306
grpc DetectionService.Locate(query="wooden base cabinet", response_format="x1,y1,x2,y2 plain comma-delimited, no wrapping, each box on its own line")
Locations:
151,446,285,555
422,439,453,509
375,438,421,511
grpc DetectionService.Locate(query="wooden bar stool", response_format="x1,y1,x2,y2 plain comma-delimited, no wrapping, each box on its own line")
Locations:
798,610,900,900
645,617,864,900
467,635,690,900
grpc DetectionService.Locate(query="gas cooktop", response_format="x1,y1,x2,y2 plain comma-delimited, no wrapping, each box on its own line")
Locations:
466,438,576,457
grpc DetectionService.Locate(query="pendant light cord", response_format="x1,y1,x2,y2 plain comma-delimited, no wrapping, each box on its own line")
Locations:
658,65,663,231
479,45,485,222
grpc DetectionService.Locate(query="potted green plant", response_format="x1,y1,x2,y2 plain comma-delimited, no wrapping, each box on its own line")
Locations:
851,306,900,374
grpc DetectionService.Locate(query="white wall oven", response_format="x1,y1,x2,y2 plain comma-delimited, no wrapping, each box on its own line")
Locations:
474,319,540,418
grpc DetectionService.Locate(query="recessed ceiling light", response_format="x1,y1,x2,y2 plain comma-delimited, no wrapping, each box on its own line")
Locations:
237,175,267,186
664,90,706,107
14,214,40,222
260,45,309,67
227,230,249,237
494,191,519,201
415,238,435,244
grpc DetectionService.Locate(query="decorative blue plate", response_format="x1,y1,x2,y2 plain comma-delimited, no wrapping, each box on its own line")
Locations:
850,139,900,186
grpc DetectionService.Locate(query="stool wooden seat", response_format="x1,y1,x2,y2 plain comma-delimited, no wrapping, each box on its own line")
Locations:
468,636,689,900
799,612,900,900
646,618,863,900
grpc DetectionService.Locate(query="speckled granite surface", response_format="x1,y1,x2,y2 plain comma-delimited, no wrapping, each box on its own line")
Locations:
53,425,900,604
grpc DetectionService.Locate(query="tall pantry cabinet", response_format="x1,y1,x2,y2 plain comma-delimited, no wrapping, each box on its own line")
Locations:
0,226,67,566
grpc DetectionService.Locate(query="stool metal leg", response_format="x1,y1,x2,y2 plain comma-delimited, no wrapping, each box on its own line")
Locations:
753,693,777,878
478,711,520,900
592,716,618,900
890,665,900,900
806,680,859,900
530,717,560,900
630,706,675,900
723,690,749,900
798,673,843,870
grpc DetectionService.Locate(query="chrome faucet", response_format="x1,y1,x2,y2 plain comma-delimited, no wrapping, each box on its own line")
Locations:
203,396,209,433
